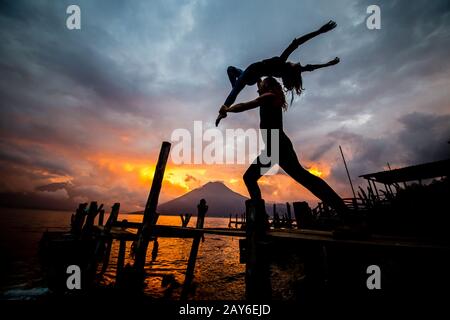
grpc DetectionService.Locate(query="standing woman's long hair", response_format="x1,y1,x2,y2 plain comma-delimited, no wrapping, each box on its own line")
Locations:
263,76,288,111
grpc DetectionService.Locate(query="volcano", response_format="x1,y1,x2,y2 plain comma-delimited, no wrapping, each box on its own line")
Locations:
157,181,249,217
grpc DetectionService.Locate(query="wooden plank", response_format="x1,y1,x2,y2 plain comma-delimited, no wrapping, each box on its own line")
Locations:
108,226,245,240
112,221,141,229
267,231,450,250
106,223,449,251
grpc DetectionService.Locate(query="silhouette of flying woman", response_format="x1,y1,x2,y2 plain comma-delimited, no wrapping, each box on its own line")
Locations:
219,77,348,216
216,20,339,127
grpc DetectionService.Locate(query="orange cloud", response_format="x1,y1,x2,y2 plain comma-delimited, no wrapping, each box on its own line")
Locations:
27,149,336,211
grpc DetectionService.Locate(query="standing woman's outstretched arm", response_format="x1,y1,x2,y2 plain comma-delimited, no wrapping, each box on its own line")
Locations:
280,20,337,61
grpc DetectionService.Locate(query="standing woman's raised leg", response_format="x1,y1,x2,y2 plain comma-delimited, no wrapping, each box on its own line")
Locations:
279,138,348,215
243,159,264,200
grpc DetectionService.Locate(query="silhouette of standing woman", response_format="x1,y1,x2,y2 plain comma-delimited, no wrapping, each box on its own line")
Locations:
219,77,348,215
216,20,339,126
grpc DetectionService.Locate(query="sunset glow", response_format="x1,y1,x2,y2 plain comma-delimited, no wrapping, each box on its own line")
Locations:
0,0,448,214
0,0,449,306
307,167,323,177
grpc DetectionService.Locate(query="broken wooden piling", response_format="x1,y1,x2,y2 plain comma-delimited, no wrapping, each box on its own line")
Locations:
245,199,271,300
133,141,171,273
100,203,120,274
82,201,103,235
181,199,208,300
286,202,292,227
180,213,192,228
293,201,312,230
116,239,126,283
98,208,105,226
70,203,88,235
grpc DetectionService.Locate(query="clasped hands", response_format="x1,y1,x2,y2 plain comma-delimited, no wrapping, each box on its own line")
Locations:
215,105,229,127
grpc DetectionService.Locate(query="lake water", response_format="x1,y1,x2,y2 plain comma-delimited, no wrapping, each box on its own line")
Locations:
0,208,246,300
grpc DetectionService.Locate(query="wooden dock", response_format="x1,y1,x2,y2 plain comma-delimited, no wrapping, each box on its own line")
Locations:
107,224,448,251
39,141,450,300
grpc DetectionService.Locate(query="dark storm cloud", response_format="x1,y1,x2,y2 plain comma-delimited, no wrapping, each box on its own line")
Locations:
0,1,148,114
397,112,450,163
0,140,73,176
327,112,450,189
309,141,335,161
284,0,450,133
35,182,70,192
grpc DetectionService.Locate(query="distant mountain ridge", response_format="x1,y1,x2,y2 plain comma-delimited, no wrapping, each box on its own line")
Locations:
157,181,248,217
157,181,288,217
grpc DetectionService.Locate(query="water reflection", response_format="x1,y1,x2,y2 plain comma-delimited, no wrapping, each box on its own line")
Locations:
97,215,246,300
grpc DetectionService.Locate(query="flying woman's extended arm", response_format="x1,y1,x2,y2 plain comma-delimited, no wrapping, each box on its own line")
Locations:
280,20,337,61
221,93,275,114
302,57,340,72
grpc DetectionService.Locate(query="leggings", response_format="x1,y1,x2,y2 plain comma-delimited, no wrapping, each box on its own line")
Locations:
243,131,348,215
224,65,260,107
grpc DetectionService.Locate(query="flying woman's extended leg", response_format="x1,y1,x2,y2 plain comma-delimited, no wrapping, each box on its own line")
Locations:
216,64,260,126
227,66,243,88
278,135,348,215
216,66,246,126
224,71,248,107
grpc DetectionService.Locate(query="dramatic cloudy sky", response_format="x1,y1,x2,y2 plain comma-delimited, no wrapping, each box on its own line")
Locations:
0,0,449,211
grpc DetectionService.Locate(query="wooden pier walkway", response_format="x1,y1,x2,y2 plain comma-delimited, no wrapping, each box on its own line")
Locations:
39,141,450,300
107,224,448,251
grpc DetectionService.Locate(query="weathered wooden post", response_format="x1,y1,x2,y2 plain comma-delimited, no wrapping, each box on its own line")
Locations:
98,209,105,226
116,239,126,284
273,203,280,228
181,199,208,300
70,203,88,235
286,202,292,227
245,199,271,300
105,203,121,230
82,202,103,234
100,203,120,274
180,213,192,227
151,239,159,262
352,198,359,211
133,141,171,273
293,201,312,229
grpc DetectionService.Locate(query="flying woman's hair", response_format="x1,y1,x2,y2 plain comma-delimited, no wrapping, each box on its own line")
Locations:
262,76,288,111
281,63,304,105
